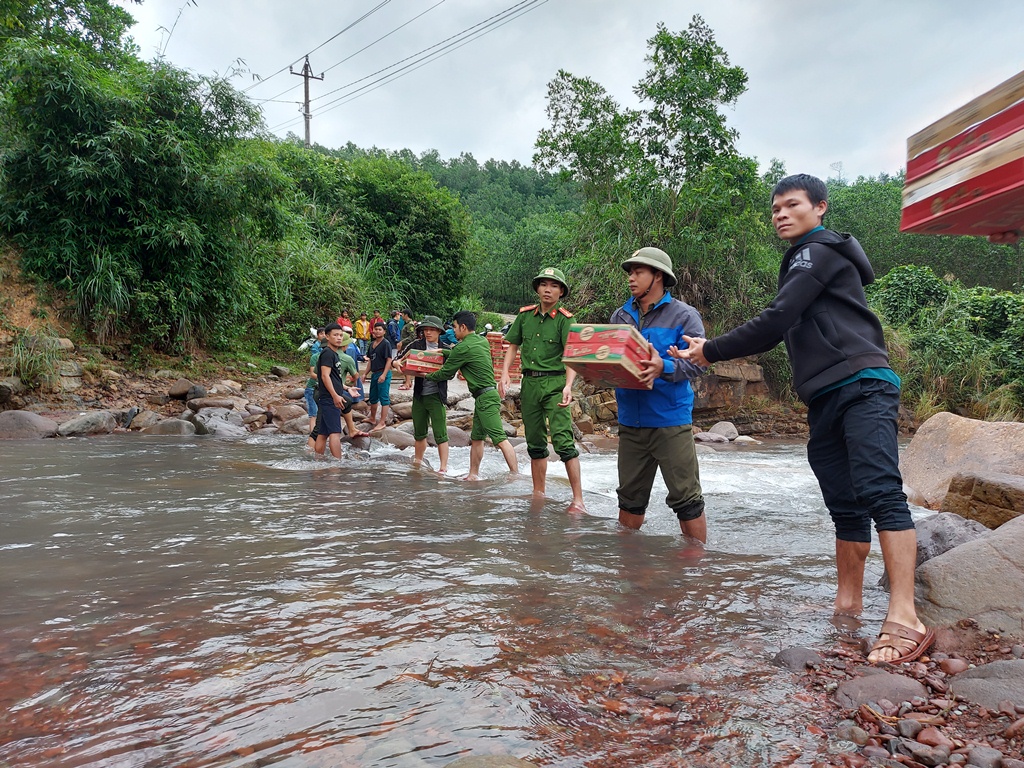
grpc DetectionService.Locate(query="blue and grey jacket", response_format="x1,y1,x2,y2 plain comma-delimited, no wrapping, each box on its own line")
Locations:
610,292,707,428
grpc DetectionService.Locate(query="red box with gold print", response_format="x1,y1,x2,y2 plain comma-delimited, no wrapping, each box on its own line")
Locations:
562,324,653,390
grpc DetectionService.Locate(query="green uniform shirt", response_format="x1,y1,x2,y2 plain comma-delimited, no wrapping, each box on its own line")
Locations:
426,332,496,393
504,302,573,372
336,351,358,383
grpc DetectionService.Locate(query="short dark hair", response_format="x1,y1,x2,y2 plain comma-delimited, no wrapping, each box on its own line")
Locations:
403,308,414,317
452,310,477,331
771,173,827,207
373,320,387,329
324,322,342,334
317,326,326,334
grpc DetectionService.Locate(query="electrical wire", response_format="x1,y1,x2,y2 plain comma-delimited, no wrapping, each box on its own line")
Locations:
242,0,392,94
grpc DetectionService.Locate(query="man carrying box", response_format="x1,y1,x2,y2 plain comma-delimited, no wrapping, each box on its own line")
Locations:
612,247,708,543
500,267,586,513
426,310,519,480
394,315,452,474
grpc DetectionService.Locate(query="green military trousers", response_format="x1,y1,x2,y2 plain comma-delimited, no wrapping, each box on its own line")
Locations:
520,373,579,462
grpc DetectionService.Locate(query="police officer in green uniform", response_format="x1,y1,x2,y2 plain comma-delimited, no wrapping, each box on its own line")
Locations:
426,310,519,481
499,267,586,513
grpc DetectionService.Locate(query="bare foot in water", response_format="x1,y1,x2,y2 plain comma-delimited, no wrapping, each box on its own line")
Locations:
462,473,481,481
566,500,587,515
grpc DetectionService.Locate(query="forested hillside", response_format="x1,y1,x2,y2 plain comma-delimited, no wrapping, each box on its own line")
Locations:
2,3,1022,417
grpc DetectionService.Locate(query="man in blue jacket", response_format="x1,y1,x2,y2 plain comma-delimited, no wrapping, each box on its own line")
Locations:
611,247,708,543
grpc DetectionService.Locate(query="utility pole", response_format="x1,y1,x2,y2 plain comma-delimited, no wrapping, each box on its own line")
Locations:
290,56,324,148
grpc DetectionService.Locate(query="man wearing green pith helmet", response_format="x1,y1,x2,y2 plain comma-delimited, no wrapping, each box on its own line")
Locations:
500,267,586,513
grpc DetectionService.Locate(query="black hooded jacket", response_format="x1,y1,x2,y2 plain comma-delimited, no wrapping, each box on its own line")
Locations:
703,229,890,403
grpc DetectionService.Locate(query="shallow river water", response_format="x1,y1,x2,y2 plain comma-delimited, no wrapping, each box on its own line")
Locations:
0,435,919,767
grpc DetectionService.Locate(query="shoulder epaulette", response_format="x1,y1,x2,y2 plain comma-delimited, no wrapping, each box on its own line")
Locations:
519,304,538,312
558,307,573,318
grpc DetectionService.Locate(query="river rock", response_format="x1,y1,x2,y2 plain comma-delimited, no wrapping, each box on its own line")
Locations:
0,410,58,439
141,419,196,436
168,378,193,399
128,409,163,430
378,427,415,449
949,660,1024,710
772,646,822,672
391,401,413,420
879,511,988,589
447,390,472,407
2,376,26,395
968,745,1006,768
694,430,729,443
278,416,309,435
388,388,414,405
284,388,305,400
447,411,474,430
444,758,538,768
708,421,739,441
0,380,13,404
941,470,1024,528
574,414,595,434
834,673,927,710
916,514,1024,629
58,411,118,436
447,425,471,448
186,383,207,401
216,379,243,394
901,412,1024,509
270,365,290,377
270,403,307,423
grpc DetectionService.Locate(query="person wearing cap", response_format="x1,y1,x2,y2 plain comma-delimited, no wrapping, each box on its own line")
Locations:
425,310,519,480
393,315,454,473
500,267,586,513
612,247,709,543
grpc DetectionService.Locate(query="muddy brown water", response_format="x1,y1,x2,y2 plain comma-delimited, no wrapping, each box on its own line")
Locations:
0,435,920,766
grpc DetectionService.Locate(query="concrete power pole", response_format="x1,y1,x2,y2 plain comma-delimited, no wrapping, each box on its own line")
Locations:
290,56,324,148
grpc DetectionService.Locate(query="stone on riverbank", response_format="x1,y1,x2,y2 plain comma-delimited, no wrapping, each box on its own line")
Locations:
58,411,117,436
0,409,58,438
278,416,309,435
834,672,927,709
269,403,306,423
901,412,1024,509
942,470,1024,529
168,378,194,399
879,511,988,589
141,418,196,436
949,660,1024,710
708,421,739,441
772,646,822,672
128,409,162,430
916,514,1024,630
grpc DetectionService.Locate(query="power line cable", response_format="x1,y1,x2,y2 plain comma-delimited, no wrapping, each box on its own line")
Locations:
242,0,391,94
254,0,446,106
267,0,548,134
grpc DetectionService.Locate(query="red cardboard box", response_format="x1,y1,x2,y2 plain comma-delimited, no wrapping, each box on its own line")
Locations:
901,70,1024,236
402,349,444,375
562,324,653,390
487,332,521,382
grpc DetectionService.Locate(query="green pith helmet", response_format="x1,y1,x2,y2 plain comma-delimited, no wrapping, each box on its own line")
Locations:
532,266,570,298
420,315,445,331
621,247,677,288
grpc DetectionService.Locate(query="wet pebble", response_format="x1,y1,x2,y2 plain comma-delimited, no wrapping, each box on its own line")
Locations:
910,742,949,767
1003,759,1024,768
861,745,889,760
940,658,970,675
968,744,1005,768
998,699,1017,717
653,693,677,708
833,723,870,746
1005,716,1024,738
916,726,953,749
947,754,967,766
898,719,924,738
1012,644,1024,659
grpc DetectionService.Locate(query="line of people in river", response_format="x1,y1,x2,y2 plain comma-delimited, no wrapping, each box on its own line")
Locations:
301,174,932,666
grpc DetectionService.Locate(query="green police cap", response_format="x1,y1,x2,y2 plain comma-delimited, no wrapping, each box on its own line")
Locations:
532,266,570,298
620,247,677,288
420,315,445,331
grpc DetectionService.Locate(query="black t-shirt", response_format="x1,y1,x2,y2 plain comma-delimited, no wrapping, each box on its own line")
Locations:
367,338,393,372
316,347,344,401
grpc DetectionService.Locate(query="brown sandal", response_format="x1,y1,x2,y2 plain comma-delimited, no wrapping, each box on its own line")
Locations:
869,621,935,664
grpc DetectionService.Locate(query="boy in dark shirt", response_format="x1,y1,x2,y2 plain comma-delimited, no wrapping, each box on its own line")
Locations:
315,324,364,458
674,174,931,664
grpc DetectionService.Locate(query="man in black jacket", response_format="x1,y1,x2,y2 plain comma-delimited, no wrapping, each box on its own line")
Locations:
674,174,932,665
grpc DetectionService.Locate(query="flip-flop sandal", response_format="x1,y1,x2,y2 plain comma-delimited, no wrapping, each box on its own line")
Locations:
869,621,935,664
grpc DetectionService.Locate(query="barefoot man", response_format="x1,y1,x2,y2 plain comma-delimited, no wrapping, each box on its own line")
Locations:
424,310,518,480
500,267,586,513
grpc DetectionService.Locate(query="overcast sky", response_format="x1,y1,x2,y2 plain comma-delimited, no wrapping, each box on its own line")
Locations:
119,0,1024,181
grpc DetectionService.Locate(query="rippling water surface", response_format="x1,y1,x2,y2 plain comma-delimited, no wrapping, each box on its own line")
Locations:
0,435,911,766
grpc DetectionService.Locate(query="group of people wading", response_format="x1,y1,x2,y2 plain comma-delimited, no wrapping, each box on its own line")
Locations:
304,173,934,668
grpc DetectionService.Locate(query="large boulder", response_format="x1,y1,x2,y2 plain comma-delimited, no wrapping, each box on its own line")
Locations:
168,378,194,399
901,412,1024,509
278,416,310,435
128,409,163,430
377,427,415,449
941,470,1024,529
834,672,928,710
58,411,118,436
447,425,471,448
949,660,1024,709
879,512,989,589
915,514,1024,631
141,419,196,436
269,403,307,423
390,400,413,420
0,410,58,439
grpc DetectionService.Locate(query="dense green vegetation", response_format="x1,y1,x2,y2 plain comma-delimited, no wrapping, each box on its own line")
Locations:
1,3,1022,417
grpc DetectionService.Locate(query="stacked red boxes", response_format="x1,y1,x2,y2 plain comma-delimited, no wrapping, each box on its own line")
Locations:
486,332,521,383
901,70,1024,236
402,349,445,375
561,323,653,390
